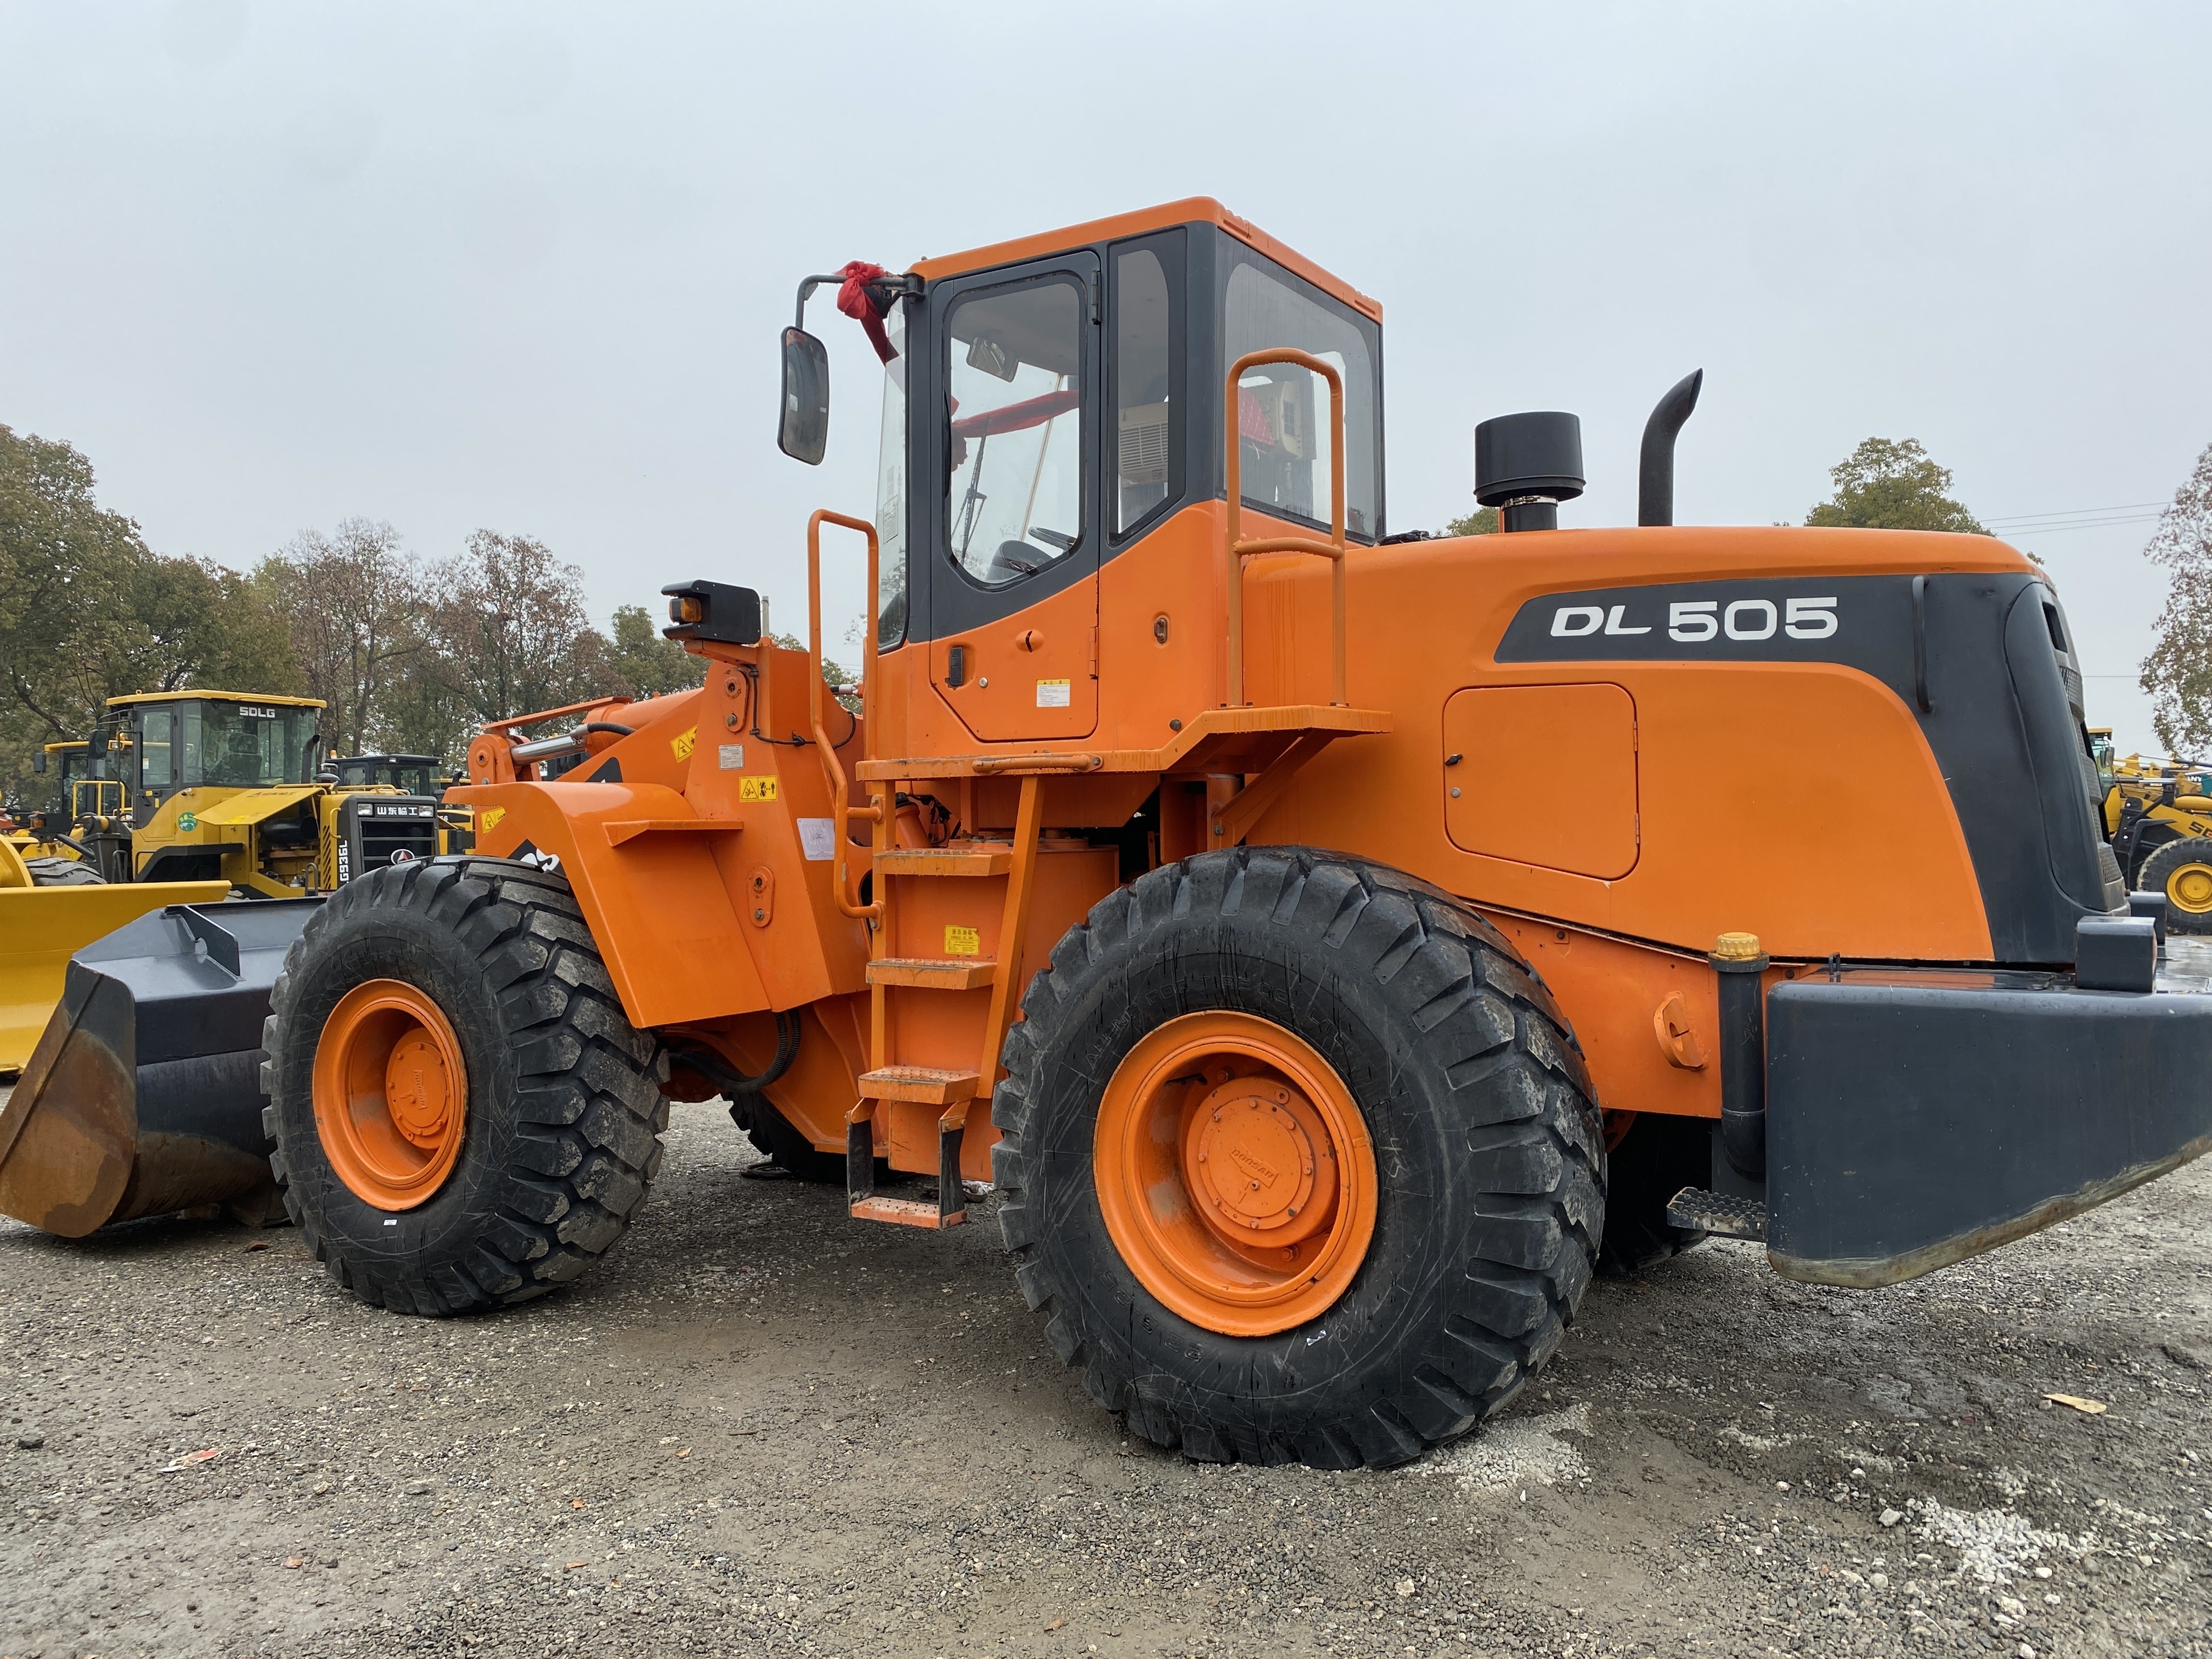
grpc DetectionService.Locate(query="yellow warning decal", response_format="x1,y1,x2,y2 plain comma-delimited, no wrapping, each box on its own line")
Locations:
944,924,981,957
738,776,779,802
1035,678,1072,709
478,806,506,835
670,725,697,761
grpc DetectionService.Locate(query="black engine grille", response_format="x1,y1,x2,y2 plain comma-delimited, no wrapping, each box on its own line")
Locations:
339,795,439,882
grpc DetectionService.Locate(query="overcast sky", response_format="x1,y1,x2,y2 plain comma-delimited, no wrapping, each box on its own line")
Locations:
3,2,2206,749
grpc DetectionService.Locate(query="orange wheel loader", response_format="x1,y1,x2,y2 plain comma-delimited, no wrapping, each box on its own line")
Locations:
9,198,2209,1470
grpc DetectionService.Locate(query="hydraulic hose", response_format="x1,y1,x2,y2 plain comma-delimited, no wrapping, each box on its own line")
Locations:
669,1012,802,1098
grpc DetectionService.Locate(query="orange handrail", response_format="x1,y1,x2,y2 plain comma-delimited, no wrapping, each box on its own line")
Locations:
1223,347,1349,708
807,509,883,921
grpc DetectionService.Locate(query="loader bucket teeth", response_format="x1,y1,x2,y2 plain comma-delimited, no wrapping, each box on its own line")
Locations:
0,898,321,1236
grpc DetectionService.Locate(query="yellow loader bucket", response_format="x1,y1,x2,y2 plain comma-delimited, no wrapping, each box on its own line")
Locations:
0,843,229,1072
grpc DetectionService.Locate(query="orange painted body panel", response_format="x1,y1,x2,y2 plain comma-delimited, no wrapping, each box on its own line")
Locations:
1444,684,1640,878
455,648,876,1030
1239,523,2001,964
456,777,763,1028
1478,917,1723,1120
838,509,2027,1124
928,577,1099,742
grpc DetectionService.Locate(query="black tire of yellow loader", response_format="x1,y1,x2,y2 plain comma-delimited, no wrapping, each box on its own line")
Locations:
2141,838,2212,937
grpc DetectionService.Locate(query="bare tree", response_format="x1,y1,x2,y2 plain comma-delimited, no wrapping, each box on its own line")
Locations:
258,519,425,755
2142,441,2212,755
421,531,609,748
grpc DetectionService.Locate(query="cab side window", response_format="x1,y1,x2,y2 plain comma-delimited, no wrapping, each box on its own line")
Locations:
1224,258,1381,540
1114,245,1176,532
944,278,1085,588
140,709,173,792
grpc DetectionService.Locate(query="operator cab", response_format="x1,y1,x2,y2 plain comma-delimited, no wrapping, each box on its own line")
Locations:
105,692,327,814
777,201,1385,710
332,754,446,798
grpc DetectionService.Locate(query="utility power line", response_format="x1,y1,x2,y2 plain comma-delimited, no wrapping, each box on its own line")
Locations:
1984,501,2169,536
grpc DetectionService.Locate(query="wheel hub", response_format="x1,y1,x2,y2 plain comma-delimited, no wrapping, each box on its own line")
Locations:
2171,862,2212,914
1093,1011,1378,1338
312,979,469,1211
1184,1078,1335,1247
384,1032,454,1148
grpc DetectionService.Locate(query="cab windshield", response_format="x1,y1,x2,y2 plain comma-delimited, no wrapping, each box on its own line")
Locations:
876,303,909,647
142,701,318,791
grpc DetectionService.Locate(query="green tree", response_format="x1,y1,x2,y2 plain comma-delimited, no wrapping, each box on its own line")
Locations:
1805,438,1987,533
101,554,301,698
0,425,301,801
607,603,707,701
2141,441,2212,754
1444,506,1499,537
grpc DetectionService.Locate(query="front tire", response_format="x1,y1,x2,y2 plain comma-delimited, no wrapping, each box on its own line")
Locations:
261,857,667,1315
991,848,1604,1470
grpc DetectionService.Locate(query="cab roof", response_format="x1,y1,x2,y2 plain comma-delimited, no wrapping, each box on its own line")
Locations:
108,691,325,710
910,196,1382,324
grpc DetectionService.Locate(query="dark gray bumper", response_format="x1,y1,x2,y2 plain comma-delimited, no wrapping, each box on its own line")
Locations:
1765,941,2212,1286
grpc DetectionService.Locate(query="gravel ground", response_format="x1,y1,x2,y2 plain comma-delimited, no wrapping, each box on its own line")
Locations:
3,1097,2210,1659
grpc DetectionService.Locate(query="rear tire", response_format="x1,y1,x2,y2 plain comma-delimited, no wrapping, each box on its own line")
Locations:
729,1098,849,1183
2140,838,2212,936
1596,1111,1710,1274
261,856,667,1315
991,847,1604,1470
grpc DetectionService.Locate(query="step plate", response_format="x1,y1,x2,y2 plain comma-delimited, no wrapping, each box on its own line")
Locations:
1665,1187,1769,1242
872,849,1012,878
865,957,997,990
850,1195,967,1230
857,1066,983,1105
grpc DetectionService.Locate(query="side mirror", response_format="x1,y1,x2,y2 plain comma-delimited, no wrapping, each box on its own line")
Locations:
31,749,46,775
778,326,830,465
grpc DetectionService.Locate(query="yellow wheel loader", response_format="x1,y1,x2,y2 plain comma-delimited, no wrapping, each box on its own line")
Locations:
2090,730,2212,934
331,753,473,854
5,738,123,872
107,692,441,892
0,694,443,1231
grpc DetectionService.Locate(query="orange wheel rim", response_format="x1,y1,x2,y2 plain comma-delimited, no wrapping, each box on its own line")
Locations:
312,979,469,1211
1094,1011,1378,1338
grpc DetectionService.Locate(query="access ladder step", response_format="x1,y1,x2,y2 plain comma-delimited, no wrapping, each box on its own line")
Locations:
865,957,997,990
1665,1187,1769,1242
857,1066,983,1105
872,847,1013,878
849,1194,968,1230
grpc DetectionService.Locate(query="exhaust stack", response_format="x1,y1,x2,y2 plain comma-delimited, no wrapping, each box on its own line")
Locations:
1637,369,1703,527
